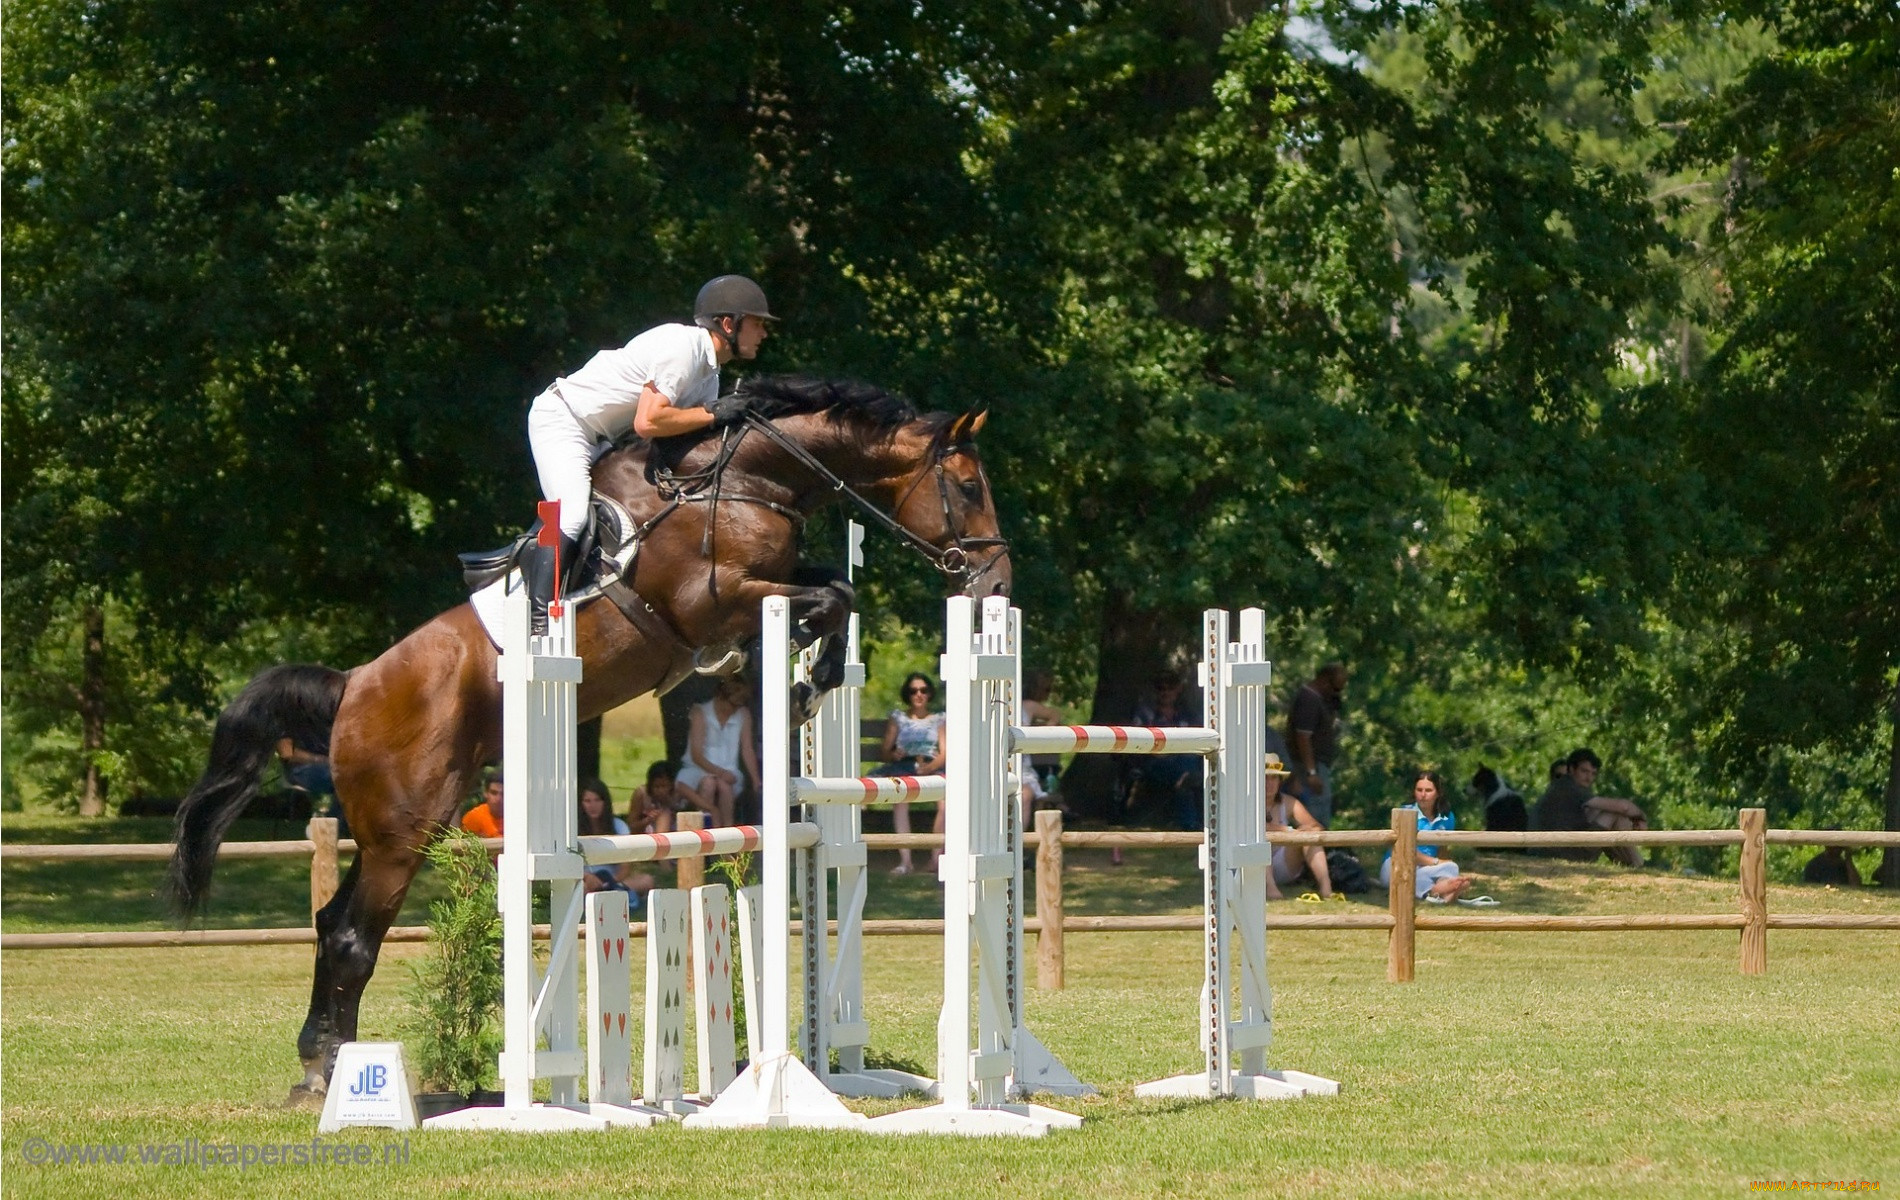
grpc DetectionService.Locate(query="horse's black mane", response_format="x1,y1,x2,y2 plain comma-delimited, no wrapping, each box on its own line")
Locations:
733,375,947,435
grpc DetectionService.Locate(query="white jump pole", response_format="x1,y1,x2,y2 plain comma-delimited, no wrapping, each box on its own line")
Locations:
684,595,865,1130
866,596,1083,1137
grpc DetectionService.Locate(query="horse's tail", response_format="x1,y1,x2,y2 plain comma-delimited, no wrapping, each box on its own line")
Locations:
166,664,349,918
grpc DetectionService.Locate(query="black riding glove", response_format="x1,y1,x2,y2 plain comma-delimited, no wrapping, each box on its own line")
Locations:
706,393,750,427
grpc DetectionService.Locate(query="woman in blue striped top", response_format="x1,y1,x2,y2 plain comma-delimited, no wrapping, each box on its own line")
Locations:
1379,771,1472,904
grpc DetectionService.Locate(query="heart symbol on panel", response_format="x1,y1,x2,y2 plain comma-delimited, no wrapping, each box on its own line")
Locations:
617,1013,627,1036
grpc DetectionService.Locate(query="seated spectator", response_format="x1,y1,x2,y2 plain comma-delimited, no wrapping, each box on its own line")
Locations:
578,779,655,907
628,760,680,837
461,773,504,838
277,736,347,837
1132,670,1203,832
1531,748,1647,867
875,672,946,875
1262,754,1335,901
675,676,760,829
1380,770,1472,904
1802,832,1863,887
1020,669,1065,798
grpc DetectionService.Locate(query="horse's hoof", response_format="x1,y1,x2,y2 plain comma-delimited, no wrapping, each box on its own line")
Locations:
693,645,745,676
283,1083,326,1111
788,681,822,728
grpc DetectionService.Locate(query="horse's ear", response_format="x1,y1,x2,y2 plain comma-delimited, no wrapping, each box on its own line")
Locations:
949,407,989,441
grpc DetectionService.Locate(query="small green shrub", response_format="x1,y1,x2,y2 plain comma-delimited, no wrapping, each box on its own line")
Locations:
403,829,502,1095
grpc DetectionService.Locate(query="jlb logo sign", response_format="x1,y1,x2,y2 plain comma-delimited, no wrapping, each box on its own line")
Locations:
319,1043,418,1132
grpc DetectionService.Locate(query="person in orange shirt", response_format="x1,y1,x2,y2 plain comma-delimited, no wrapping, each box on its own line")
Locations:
461,775,504,838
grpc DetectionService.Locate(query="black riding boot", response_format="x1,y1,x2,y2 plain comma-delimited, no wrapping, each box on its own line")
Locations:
526,533,582,635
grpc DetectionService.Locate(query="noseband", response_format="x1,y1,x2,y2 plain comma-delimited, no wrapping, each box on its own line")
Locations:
740,411,1010,589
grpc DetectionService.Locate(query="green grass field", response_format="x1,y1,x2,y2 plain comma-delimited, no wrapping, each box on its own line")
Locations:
4,813,1896,1199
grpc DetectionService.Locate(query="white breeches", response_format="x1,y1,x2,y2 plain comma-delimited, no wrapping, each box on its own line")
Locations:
1379,857,1461,898
527,390,595,538
1271,846,1310,885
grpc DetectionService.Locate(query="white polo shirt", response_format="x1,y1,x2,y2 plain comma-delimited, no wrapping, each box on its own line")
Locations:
554,323,720,439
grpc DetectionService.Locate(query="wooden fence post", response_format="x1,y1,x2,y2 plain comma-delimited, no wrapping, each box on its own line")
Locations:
1388,808,1417,983
1740,807,1767,975
307,817,339,922
676,810,707,892
1035,808,1065,990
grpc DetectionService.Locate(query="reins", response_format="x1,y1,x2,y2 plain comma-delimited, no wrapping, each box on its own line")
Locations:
642,405,1010,590
737,410,1010,586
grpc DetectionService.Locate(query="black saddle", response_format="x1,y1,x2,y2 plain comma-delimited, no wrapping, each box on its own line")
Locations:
458,496,625,596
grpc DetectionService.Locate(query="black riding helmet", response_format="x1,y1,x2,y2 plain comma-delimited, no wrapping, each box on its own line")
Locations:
694,275,776,339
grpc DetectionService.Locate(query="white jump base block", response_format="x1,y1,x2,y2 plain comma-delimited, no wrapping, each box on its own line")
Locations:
1135,1068,1339,1101
681,1053,866,1131
864,1101,1083,1138
423,1100,669,1132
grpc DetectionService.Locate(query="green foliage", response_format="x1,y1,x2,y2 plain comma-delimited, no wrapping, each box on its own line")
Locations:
3,0,1893,843
0,596,381,808
1660,0,1900,771
402,829,502,1096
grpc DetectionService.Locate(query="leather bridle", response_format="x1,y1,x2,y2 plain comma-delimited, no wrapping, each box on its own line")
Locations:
739,410,1011,591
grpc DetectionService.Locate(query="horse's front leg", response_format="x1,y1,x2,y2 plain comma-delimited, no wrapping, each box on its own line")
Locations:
786,566,854,647
712,571,856,726
783,570,855,723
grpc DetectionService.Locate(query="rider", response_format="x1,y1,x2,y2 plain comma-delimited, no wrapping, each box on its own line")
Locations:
523,275,775,627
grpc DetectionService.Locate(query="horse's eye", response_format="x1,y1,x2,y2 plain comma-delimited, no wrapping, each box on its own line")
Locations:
958,477,982,501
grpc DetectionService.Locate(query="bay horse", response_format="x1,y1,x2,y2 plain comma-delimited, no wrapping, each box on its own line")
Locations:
165,376,1010,1103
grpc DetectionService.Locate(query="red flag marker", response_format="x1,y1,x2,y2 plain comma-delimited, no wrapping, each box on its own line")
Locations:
536,500,563,618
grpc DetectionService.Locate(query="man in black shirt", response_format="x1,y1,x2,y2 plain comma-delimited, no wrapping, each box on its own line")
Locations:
1285,663,1346,827
1531,748,1647,866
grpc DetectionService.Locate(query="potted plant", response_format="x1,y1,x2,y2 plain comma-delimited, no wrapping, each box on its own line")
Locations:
403,827,504,1117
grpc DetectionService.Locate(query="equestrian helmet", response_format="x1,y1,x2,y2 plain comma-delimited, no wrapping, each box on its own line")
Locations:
694,275,775,331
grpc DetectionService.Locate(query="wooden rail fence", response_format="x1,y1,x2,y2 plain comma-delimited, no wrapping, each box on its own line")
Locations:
4,808,1895,983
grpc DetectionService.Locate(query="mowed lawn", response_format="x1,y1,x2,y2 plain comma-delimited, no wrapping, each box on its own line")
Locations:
4,839,1897,1200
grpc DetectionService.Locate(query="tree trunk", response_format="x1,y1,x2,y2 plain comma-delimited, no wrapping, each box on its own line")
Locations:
577,716,602,785
78,604,108,817
1057,593,1199,823
1880,678,1900,888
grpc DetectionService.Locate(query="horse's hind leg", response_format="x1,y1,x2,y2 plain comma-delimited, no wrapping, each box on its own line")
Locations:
288,846,422,1105
290,856,362,1102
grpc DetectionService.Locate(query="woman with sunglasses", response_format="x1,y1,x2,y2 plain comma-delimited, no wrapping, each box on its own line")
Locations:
875,672,946,875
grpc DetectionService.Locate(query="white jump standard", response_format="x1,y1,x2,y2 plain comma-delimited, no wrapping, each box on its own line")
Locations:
426,578,668,1130
864,596,1087,1136
683,596,873,1130
1130,608,1336,1101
